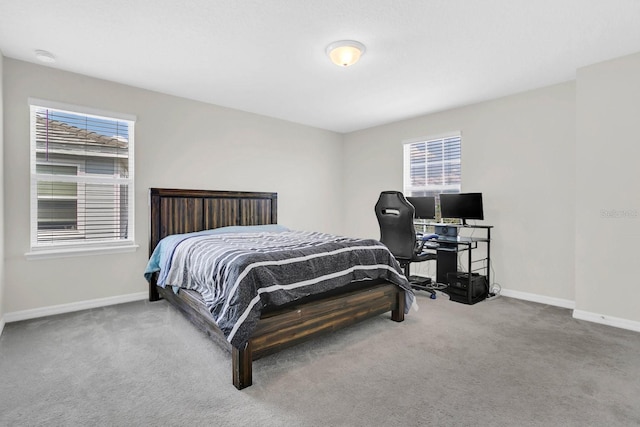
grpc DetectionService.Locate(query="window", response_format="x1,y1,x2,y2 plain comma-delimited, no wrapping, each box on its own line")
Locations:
36,164,79,230
403,133,461,219
28,99,136,256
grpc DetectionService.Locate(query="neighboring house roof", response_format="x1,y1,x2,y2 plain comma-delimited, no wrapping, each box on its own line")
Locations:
36,115,129,158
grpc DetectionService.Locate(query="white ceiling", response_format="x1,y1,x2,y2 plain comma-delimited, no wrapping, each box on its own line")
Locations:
1,0,640,133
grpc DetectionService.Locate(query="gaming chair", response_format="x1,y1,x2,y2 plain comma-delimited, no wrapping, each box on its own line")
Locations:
374,191,437,298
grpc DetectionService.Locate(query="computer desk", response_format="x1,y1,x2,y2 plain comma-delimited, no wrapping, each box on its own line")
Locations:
418,223,493,304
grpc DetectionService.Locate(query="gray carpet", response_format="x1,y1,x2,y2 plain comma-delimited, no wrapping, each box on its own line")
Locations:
1,293,639,426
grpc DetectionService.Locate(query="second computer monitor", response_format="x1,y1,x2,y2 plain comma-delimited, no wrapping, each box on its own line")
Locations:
406,196,436,220
439,192,484,225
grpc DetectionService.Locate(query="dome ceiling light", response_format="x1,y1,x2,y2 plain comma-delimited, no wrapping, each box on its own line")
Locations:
326,40,366,67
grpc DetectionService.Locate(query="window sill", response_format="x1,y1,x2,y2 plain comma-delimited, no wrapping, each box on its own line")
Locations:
25,243,139,260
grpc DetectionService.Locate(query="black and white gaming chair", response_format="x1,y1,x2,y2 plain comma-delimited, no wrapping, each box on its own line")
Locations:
374,191,437,298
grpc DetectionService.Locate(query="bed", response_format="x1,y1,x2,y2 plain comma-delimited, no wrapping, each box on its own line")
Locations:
145,188,414,389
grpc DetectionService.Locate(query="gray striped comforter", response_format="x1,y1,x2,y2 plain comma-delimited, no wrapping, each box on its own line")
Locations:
159,229,414,348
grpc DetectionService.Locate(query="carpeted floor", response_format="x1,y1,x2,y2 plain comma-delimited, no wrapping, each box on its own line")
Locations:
1,292,639,426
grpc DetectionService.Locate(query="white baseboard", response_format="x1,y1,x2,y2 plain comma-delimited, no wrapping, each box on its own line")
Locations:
500,288,640,333
4,291,148,323
572,309,640,333
0,316,5,338
499,288,576,310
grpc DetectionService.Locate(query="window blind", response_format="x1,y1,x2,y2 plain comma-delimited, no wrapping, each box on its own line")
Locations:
403,134,461,198
29,101,135,250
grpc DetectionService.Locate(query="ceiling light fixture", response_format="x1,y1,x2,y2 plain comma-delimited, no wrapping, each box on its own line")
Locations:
326,40,366,67
35,49,56,63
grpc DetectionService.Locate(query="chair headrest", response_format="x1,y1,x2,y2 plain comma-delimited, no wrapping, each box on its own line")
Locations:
374,191,417,259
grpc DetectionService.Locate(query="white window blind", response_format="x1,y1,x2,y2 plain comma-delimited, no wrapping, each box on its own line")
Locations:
403,134,461,198
29,100,135,252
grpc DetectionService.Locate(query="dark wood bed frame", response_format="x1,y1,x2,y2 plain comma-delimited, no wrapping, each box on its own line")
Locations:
148,188,406,389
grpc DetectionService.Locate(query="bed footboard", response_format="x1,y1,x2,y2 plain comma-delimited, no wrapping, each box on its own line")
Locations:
232,282,405,389
155,281,404,389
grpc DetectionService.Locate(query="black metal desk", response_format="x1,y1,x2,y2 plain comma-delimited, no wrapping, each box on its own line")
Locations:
426,224,493,304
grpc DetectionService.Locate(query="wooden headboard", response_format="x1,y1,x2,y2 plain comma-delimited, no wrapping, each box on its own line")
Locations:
149,188,278,256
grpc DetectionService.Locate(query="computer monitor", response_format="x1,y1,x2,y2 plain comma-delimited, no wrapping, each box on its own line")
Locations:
406,196,436,220
439,192,484,225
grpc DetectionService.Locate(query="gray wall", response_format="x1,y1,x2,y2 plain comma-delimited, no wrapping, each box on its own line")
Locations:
342,51,640,327
0,52,5,330
343,82,577,303
3,58,344,313
4,50,640,330
575,52,640,323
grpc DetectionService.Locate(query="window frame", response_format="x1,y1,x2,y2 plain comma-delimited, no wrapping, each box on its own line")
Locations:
402,132,462,221
26,98,138,259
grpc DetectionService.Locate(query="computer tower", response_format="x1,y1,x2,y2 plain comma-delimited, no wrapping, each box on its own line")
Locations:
446,272,488,305
436,248,457,284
